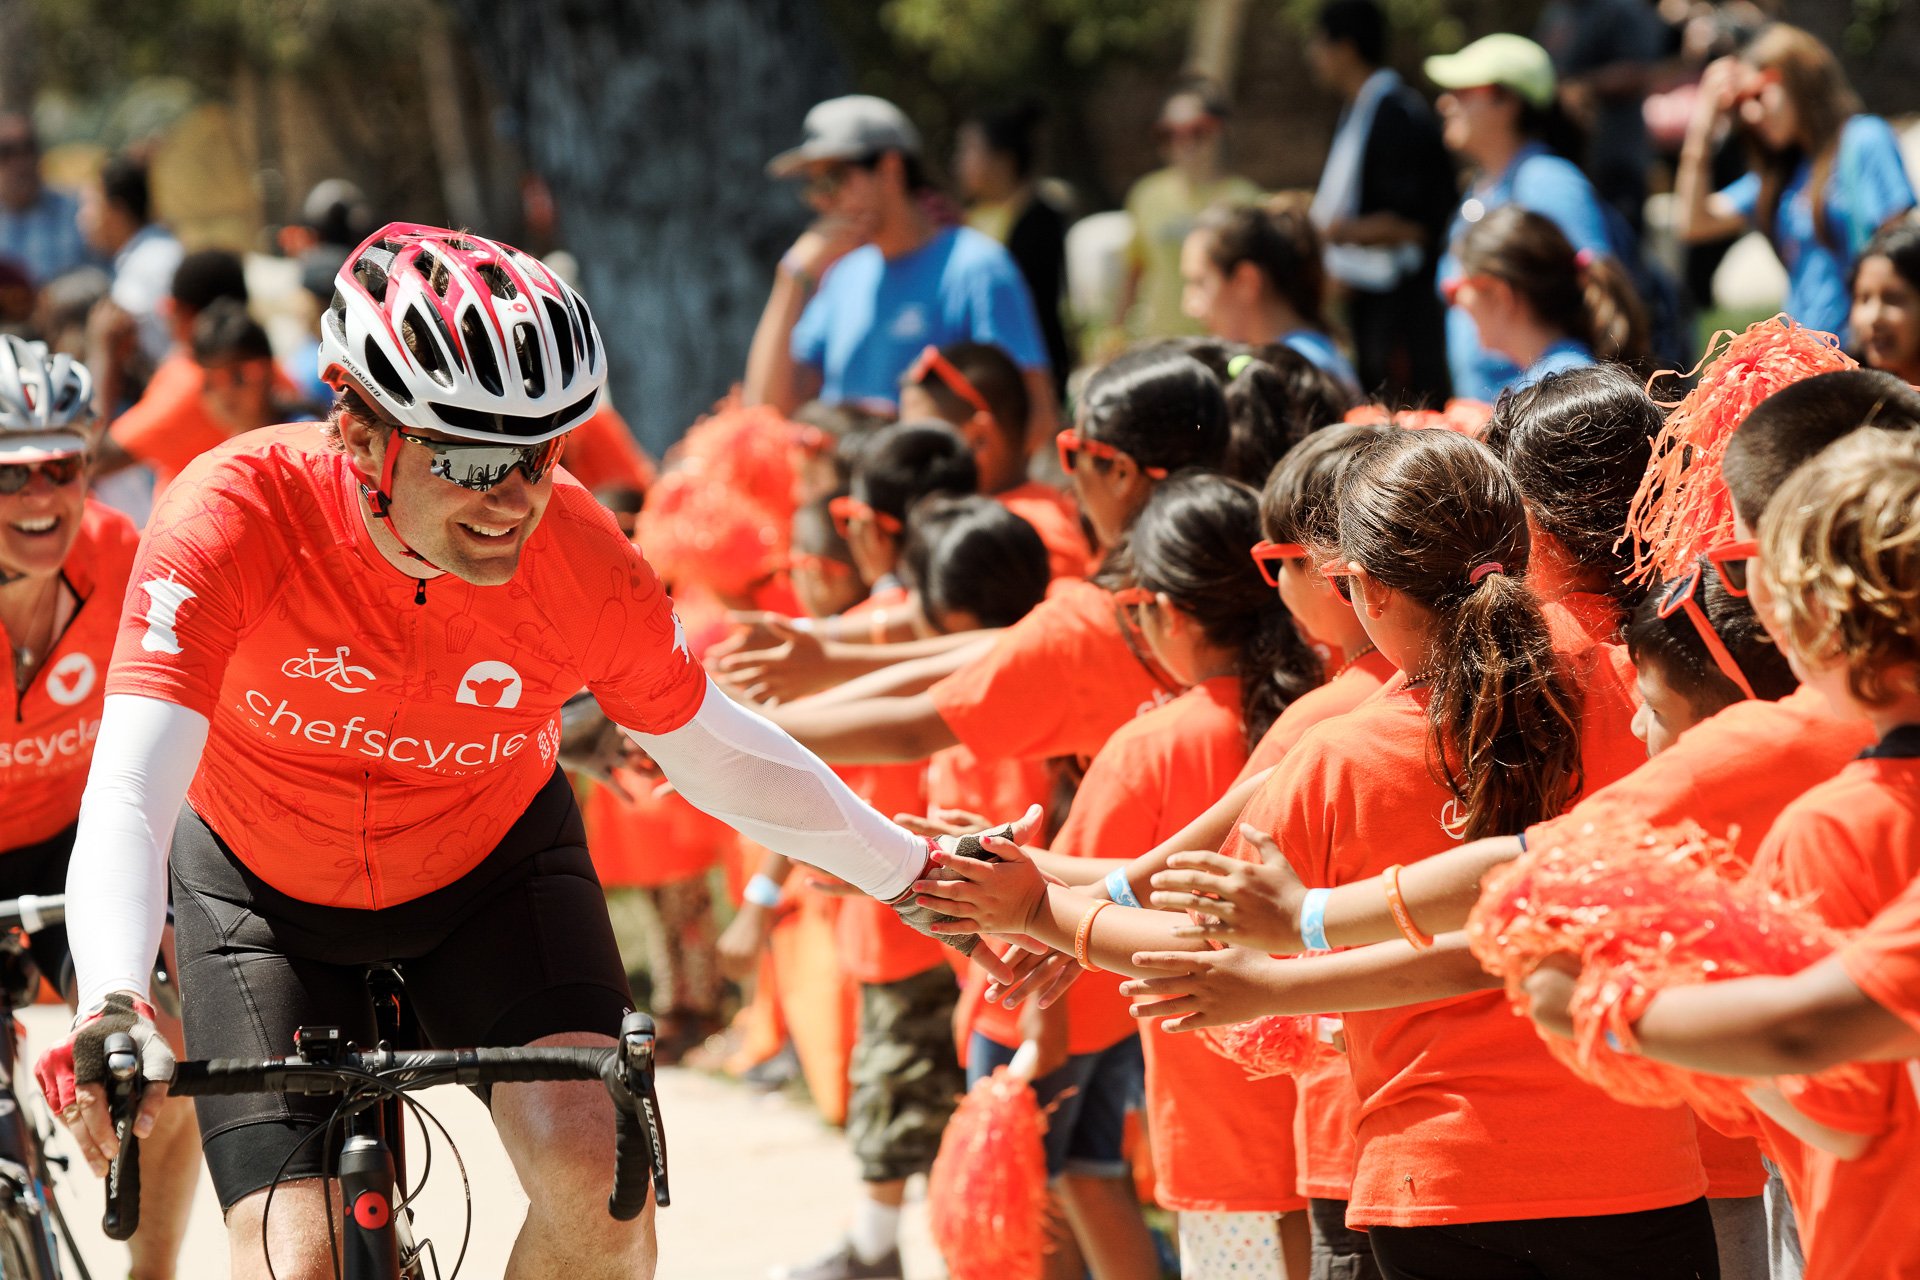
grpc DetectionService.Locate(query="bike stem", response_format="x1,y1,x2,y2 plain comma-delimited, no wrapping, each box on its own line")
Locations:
339,1105,401,1280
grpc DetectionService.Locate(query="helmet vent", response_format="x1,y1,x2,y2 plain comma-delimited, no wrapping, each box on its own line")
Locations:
513,322,545,398
413,251,453,300
443,236,477,252
462,308,504,396
477,263,518,300
401,305,456,388
362,340,415,406
571,291,598,370
542,298,576,386
352,257,391,305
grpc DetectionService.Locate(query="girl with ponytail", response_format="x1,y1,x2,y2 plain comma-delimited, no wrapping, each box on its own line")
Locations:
1449,204,1650,386
917,431,1719,1280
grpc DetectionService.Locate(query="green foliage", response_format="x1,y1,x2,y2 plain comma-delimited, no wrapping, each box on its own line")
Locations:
879,0,1193,89
1274,0,1467,57
1844,0,1903,56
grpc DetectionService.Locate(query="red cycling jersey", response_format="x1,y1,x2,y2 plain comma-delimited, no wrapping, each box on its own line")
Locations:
106,423,707,909
3,500,140,851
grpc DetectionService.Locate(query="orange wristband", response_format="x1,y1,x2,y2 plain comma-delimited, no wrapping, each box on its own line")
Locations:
1381,863,1433,950
1074,899,1113,971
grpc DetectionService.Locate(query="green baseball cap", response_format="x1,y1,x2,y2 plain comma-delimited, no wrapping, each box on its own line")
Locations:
1424,34,1557,110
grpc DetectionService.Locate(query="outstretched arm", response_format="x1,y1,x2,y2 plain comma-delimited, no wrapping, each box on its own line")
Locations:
760,689,960,765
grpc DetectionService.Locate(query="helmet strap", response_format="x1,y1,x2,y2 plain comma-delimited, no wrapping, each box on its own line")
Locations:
357,432,443,573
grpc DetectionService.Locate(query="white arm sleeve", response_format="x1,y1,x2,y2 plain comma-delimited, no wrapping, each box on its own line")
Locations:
67,694,209,1012
624,678,927,901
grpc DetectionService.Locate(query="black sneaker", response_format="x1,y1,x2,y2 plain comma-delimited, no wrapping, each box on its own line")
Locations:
771,1238,903,1280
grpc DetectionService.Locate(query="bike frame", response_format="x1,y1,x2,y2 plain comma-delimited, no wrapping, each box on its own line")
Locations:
0,930,84,1280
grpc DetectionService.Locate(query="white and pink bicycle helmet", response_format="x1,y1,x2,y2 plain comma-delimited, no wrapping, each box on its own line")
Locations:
320,222,605,443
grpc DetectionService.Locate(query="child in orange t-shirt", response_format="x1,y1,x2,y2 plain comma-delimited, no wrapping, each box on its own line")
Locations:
1531,428,1920,1280
934,432,1719,1278
898,339,1094,582
929,470,1325,1280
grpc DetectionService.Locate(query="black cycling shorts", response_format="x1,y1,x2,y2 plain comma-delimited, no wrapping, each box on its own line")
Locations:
0,823,78,998
170,768,633,1210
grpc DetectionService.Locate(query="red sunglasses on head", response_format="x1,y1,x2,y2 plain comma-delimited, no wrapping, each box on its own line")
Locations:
828,495,903,539
1251,540,1306,587
1056,430,1169,479
1110,586,1157,611
906,346,994,421
1655,561,1758,699
1705,538,1758,598
1441,274,1495,307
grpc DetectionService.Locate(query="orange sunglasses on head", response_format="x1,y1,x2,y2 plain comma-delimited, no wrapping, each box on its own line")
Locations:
1321,560,1358,602
1056,430,1169,479
1441,274,1495,307
829,496,903,539
1251,540,1306,587
1655,560,1758,699
906,345,994,420
1110,586,1157,611
1705,538,1758,598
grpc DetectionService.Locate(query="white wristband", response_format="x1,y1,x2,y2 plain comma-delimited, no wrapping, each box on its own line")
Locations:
743,875,783,909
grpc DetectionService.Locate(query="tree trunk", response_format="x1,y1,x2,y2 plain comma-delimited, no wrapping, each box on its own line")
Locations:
444,0,848,456
0,0,34,115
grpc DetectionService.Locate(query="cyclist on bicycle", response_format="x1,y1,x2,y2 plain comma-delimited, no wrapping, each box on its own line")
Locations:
0,334,202,1279
36,224,1029,1280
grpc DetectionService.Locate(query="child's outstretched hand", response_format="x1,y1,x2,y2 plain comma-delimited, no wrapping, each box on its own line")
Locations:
913,828,1051,937
1120,947,1296,1032
1150,824,1310,952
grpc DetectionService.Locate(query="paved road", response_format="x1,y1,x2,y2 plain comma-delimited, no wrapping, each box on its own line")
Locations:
22,1007,942,1279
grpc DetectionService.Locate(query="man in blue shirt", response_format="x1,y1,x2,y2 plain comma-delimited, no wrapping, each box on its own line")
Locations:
0,114,91,286
744,95,1057,447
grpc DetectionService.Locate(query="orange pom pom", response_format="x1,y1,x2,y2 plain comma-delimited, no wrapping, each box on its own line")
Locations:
1467,815,1839,1124
1198,1013,1328,1079
1624,316,1855,584
668,399,805,529
928,1066,1052,1280
633,470,784,599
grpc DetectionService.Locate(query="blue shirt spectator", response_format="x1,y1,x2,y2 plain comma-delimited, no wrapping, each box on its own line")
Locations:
1439,143,1616,401
790,224,1048,413
0,114,92,284
1280,328,1363,399
1514,338,1594,389
1720,115,1915,340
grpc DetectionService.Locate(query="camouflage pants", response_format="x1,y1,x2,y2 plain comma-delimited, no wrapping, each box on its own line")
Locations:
847,965,964,1182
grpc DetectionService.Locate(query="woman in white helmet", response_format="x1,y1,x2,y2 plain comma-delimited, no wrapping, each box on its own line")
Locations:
0,334,203,1278
38,224,1031,1280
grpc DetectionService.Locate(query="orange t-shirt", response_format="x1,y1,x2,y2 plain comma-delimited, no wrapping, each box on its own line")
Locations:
1749,742,1920,1279
1266,669,1705,1227
995,481,1093,582
578,770,735,888
561,403,657,495
1239,648,1396,781
1067,676,1306,1214
834,587,943,985
1525,684,1876,866
2,501,140,851
111,352,301,495
929,579,1177,764
1218,649,1397,1199
106,425,707,908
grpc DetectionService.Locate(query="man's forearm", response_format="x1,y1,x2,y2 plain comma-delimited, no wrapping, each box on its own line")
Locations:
743,270,813,413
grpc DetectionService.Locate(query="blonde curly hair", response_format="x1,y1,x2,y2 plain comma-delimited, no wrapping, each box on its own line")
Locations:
1759,427,1920,705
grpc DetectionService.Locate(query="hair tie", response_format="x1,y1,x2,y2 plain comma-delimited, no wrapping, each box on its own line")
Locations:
1574,248,1597,271
1226,352,1256,379
1468,561,1505,584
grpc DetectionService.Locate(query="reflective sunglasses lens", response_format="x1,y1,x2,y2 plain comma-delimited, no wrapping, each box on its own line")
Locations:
425,439,560,491
0,464,28,494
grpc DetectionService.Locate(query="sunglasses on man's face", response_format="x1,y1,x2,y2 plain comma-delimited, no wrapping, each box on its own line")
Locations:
803,156,878,203
1655,560,1758,700
395,429,566,493
1704,538,1759,598
0,454,85,495
1251,540,1306,588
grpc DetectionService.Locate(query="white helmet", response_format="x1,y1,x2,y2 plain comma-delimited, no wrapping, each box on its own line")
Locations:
320,222,605,444
0,335,94,462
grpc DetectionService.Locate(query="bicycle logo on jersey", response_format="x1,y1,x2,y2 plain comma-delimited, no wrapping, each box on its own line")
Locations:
281,646,378,694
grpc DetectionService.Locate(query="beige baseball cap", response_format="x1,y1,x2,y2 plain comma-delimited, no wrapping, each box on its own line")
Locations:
1425,34,1558,110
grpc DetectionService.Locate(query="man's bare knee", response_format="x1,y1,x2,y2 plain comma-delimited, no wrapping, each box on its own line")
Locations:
224,1179,340,1280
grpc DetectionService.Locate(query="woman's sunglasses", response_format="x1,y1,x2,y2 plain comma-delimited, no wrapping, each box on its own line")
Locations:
1704,538,1758,598
1321,561,1358,603
395,429,565,493
1056,430,1168,479
828,495,902,539
1250,540,1306,588
1655,561,1758,699
0,454,85,494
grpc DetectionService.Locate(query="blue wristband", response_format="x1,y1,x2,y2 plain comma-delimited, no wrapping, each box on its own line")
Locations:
1300,888,1332,952
1105,868,1142,909
743,875,783,909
